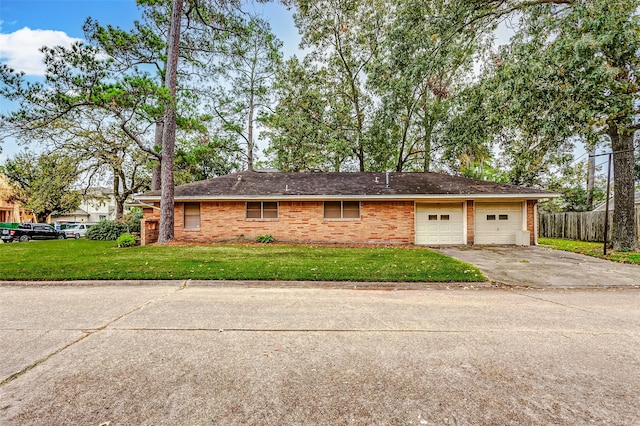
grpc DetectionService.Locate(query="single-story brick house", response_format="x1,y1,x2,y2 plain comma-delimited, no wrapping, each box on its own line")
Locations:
135,171,557,246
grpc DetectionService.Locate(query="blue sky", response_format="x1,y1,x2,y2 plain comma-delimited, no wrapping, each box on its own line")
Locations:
0,0,301,162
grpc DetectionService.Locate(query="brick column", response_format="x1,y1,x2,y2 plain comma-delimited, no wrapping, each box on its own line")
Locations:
141,219,159,245
527,200,537,245
466,200,475,245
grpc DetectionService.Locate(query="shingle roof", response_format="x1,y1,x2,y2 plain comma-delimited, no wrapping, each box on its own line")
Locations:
136,171,556,201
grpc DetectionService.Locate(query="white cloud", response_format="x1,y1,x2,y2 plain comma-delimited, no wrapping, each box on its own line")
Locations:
0,27,82,76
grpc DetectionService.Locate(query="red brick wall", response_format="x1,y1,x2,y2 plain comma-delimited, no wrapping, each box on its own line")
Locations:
171,200,415,244
466,200,475,245
140,206,160,245
527,200,537,245
139,198,541,246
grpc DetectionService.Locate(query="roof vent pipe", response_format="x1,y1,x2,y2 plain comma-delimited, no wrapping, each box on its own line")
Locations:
385,172,390,188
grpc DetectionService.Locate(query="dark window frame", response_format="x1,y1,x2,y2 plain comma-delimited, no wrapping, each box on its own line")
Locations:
246,201,279,220
323,201,361,220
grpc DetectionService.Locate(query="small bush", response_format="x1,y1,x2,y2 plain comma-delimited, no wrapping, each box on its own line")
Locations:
86,221,129,241
116,233,137,248
255,234,275,244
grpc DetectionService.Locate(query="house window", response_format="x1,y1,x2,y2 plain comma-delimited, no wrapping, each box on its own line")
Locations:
499,214,509,220
184,203,201,229
428,215,438,221
486,215,496,221
246,202,278,219
440,215,450,221
324,201,360,219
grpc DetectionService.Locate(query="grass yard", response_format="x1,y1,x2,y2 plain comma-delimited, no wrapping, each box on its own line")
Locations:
0,239,486,282
539,238,640,265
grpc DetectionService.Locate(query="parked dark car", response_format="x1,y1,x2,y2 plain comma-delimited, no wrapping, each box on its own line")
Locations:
0,223,66,243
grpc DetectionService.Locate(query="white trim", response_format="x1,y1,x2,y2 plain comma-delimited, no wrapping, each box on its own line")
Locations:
521,202,527,231
413,203,417,244
533,201,538,245
135,193,558,203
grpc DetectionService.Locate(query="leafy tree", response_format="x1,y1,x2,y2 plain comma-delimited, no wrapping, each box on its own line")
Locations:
442,0,639,250
541,162,606,213
22,115,152,220
2,152,81,223
174,135,239,184
294,0,384,171
0,41,164,220
262,57,353,172
367,0,490,172
0,0,252,243
209,17,282,171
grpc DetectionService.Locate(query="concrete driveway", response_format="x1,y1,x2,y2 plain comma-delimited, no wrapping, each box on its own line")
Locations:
437,246,640,288
1,283,639,424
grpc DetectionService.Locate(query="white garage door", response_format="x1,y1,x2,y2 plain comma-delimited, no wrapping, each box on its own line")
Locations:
475,203,523,245
415,203,464,245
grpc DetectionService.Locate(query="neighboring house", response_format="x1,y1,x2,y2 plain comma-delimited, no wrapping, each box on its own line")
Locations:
135,171,557,246
593,190,640,211
0,174,32,223
52,187,136,224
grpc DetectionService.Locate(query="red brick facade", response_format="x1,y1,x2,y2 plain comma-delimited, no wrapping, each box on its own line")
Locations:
142,200,415,245
141,199,540,246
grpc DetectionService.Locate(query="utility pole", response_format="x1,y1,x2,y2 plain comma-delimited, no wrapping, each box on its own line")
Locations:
603,153,612,256
589,148,635,256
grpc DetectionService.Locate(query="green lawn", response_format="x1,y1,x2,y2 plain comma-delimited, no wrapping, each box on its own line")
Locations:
539,238,640,265
0,239,486,282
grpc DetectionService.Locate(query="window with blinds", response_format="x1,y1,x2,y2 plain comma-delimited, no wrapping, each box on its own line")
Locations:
246,202,278,219
184,203,201,229
323,201,360,219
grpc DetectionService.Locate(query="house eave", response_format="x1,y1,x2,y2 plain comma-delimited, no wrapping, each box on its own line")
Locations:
135,193,560,203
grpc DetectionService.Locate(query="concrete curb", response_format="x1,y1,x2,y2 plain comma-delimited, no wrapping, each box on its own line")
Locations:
0,279,493,290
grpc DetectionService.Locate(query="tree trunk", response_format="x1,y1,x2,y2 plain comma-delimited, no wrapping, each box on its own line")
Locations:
152,164,161,191
158,0,183,243
113,173,123,220
608,125,637,251
247,91,254,171
151,120,164,191
422,93,433,172
115,197,125,221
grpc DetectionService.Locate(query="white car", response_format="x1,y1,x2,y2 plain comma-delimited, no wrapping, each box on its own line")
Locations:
63,223,94,239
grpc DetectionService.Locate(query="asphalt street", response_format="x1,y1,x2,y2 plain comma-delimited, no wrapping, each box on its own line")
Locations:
1,282,639,425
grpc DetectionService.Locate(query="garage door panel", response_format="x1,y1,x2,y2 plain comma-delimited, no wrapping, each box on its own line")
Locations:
416,203,464,245
475,203,523,245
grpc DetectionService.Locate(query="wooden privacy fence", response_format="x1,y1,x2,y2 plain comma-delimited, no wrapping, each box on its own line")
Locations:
539,206,640,242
